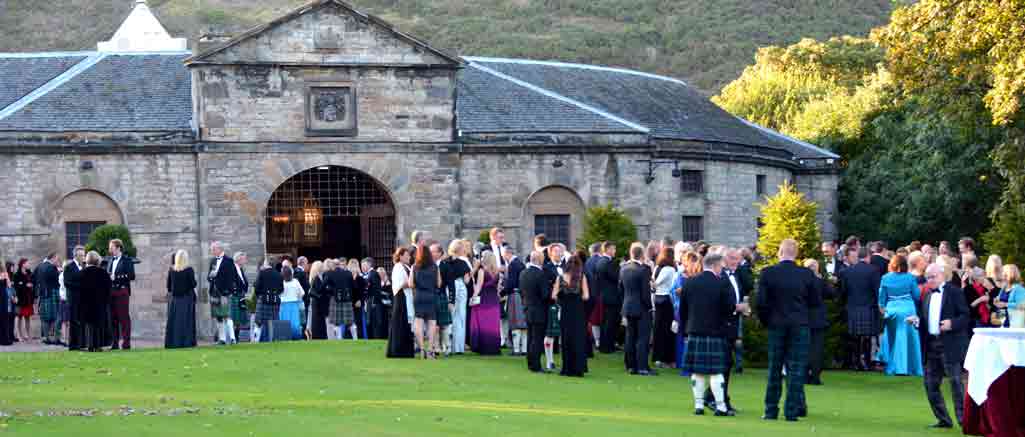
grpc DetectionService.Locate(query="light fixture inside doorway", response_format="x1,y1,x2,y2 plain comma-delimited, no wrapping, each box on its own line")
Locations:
317,166,331,171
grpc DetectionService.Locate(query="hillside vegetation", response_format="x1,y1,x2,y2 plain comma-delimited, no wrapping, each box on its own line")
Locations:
0,0,891,93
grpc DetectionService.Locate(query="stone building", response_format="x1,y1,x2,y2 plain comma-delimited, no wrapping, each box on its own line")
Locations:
0,0,840,338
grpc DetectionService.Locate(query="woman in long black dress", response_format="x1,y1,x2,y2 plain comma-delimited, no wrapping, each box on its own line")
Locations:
387,247,415,358
307,261,329,340
165,250,198,349
555,252,590,377
0,268,14,346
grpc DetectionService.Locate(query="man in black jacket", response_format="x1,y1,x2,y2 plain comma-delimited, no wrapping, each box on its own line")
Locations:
519,251,549,373
756,239,821,422
681,253,737,416
620,243,654,375
34,254,62,345
64,247,86,350
839,246,882,371
584,243,603,348
503,247,527,356
596,242,621,353
704,248,749,413
107,239,136,350
919,263,971,428
208,241,235,345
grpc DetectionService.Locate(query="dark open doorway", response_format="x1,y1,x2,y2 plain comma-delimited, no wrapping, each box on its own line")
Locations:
265,165,396,269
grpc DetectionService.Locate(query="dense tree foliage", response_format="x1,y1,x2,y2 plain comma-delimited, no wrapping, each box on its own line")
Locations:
578,205,637,261
755,181,822,266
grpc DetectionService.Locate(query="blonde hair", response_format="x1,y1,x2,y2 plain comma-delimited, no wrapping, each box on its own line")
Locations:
173,249,189,272
481,251,498,272
448,239,463,257
682,251,703,277
1003,264,1021,286
460,239,473,257
986,255,1004,281
309,261,323,280
936,255,956,281
347,259,360,273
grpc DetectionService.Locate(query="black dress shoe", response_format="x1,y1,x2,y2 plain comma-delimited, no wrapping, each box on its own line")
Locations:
636,370,657,376
694,409,704,416
928,422,953,429
714,409,736,417
761,415,777,421
785,417,799,422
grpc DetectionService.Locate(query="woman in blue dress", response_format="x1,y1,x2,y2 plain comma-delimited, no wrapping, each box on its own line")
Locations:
876,254,924,376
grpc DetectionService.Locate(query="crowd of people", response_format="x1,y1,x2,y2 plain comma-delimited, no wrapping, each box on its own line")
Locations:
2,230,1023,429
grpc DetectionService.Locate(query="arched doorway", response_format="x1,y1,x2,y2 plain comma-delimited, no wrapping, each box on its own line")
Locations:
56,189,125,259
524,185,586,250
265,165,396,268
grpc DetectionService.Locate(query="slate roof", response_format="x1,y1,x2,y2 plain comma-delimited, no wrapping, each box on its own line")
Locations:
0,54,88,111
0,53,192,132
462,57,838,159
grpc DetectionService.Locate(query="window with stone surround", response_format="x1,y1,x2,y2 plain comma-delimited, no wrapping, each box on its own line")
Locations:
756,174,767,197
535,214,571,246
65,222,105,259
682,216,704,242
680,170,703,194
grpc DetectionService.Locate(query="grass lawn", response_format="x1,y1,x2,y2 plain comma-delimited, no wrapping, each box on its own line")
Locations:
0,341,961,436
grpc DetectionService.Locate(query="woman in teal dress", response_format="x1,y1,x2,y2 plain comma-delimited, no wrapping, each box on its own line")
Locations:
876,254,924,376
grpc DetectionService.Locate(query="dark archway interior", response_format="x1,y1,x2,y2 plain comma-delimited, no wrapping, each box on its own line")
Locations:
266,165,396,268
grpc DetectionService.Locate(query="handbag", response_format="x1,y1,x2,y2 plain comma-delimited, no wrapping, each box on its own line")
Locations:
469,295,481,307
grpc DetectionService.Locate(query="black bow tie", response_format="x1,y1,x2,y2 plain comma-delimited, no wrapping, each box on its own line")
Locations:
931,288,942,294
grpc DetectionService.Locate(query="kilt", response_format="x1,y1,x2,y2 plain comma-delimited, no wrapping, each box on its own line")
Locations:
229,296,249,326
847,306,879,337
329,298,354,326
545,303,561,338
210,296,230,320
255,301,280,324
507,292,527,329
435,292,452,326
682,335,728,375
59,299,70,323
38,292,60,323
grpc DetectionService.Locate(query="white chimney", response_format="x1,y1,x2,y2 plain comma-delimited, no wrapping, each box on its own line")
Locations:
98,0,188,53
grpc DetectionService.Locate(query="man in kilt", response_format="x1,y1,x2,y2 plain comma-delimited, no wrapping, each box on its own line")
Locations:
208,242,235,345
229,252,250,340
107,239,136,350
756,239,822,422
324,259,355,340
837,246,882,371
253,257,284,342
33,253,61,345
679,253,738,416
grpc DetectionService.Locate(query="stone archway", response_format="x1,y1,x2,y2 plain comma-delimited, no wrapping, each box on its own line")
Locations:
265,165,396,268
54,189,125,259
524,185,586,250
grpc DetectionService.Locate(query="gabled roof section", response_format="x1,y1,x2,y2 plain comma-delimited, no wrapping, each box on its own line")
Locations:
0,54,90,112
458,62,645,134
0,53,192,132
185,0,462,66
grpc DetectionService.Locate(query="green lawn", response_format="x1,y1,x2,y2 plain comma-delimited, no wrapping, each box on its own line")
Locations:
0,341,959,436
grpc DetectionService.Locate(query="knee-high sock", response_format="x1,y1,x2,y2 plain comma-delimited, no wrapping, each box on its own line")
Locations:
349,324,359,340
517,330,528,354
592,325,601,347
691,375,707,409
251,325,261,343
511,330,521,354
544,337,554,368
225,319,236,343
442,326,452,353
710,374,727,411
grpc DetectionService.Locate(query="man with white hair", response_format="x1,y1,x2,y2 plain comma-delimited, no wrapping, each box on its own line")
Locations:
918,263,970,429
208,242,235,345
756,239,821,422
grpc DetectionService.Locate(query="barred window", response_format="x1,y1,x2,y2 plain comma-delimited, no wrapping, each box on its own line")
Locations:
756,174,767,197
66,222,104,259
680,170,703,193
682,216,704,242
535,214,571,246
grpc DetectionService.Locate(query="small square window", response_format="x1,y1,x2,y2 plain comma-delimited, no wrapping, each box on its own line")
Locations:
535,214,571,246
682,216,703,242
756,174,767,197
680,170,703,193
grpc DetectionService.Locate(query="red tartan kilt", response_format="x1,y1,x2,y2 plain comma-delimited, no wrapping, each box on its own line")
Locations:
111,288,131,321
588,298,604,325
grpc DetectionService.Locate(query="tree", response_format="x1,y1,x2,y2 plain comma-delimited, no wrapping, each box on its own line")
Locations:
756,181,822,266
577,205,637,260
478,230,491,246
982,206,1025,265
85,224,137,258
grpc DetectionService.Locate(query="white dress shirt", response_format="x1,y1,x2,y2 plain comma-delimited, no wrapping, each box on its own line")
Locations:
653,266,677,296
110,256,120,280
928,286,944,336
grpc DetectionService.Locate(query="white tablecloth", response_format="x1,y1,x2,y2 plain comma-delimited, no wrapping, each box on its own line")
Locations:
964,328,1025,403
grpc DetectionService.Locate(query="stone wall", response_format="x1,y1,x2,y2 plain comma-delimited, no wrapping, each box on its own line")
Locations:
0,152,201,339
794,172,841,241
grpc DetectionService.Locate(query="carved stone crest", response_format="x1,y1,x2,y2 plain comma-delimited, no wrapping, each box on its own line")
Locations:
305,86,357,136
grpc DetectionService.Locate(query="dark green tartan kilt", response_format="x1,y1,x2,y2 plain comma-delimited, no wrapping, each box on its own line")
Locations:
682,336,728,375
229,296,249,326
38,292,60,323
545,304,561,338
435,292,452,326
210,296,230,319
